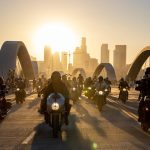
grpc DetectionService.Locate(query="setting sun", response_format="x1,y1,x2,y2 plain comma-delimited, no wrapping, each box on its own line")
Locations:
33,23,78,59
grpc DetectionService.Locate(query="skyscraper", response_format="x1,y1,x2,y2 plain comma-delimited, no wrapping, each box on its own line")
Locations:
53,52,61,71
61,51,68,72
44,46,52,76
81,37,87,53
101,44,109,63
113,45,126,79
44,46,52,66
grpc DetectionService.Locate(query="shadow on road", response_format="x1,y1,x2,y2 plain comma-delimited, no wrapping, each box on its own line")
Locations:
27,98,40,109
29,114,93,150
101,104,150,149
73,102,107,138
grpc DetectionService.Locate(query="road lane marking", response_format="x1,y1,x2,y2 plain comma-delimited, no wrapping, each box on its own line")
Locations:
22,131,36,144
121,109,138,121
107,98,138,121
107,97,137,111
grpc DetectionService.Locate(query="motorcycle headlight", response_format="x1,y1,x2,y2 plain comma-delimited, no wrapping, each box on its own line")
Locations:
51,102,60,111
73,88,76,91
123,88,127,91
16,88,20,91
145,107,149,111
99,91,103,95
105,89,108,92
88,87,92,90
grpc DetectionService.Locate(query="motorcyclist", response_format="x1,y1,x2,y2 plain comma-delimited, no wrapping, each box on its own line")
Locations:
84,77,93,89
94,76,107,91
104,77,112,92
71,77,78,88
39,71,71,125
15,77,26,103
0,76,7,114
32,78,37,92
136,67,150,122
77,73,84,85
41,75,47,87
62,74,71,90
118,78,130,99
93,76,107,104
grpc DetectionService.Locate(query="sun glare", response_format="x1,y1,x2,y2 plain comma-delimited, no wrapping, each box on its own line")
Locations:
33,23,77,59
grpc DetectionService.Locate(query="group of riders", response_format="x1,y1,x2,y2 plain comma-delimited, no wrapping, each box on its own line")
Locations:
0,67,150,131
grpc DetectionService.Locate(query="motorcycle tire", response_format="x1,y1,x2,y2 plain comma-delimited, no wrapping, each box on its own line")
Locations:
52,115,60,138
97,99,103,112
141,123,149,132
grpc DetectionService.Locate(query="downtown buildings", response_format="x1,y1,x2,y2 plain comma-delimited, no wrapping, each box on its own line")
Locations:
38,37,99,77
113,45,127,79
38,37,127,80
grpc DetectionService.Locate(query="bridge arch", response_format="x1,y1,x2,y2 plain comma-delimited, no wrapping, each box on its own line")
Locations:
126,47,150,81
92,63,117,81
72,68,86,78
0,41,35,79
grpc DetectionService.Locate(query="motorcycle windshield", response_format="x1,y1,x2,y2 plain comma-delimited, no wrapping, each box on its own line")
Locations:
47,93,65,106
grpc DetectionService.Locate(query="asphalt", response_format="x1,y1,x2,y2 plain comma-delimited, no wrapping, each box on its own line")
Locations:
0,89,149,150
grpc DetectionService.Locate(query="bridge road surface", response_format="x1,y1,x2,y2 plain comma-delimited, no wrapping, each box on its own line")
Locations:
0,89,150,150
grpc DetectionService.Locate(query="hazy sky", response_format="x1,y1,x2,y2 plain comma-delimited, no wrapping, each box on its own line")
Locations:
1,0,150,64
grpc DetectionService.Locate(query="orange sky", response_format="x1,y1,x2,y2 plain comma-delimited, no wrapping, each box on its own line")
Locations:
1,0,150,64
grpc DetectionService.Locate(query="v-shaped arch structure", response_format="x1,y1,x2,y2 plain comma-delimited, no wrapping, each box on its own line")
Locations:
0,41,35,79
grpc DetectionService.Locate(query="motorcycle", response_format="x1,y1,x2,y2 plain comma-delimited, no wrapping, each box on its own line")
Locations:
119,88,128,104
70,87,79,104
37,85,42,97
46,93,66,138
84,86,95,100
0,90,11,119
94,90,105,112
77,84,83,97
104,87,111,97
15,88,26,104
139,97,150,132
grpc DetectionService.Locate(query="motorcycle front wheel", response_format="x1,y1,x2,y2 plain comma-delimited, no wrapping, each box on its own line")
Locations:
52,115,60,138
141,123,149,132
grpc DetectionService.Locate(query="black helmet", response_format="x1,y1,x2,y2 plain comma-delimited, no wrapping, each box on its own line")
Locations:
98,76,103,82
145,67,150,75
51,71,61,81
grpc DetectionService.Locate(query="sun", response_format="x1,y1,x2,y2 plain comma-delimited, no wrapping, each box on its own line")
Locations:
33,23,78,59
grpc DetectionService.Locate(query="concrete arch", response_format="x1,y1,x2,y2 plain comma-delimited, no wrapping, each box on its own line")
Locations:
72,68,86,78
92,63,117,81
0,41,35,79
126,47,150,81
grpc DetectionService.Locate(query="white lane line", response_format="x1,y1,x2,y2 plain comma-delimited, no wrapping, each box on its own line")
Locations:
107,98,137,111
121,109,138,121
22,131,36,144
107,98,138,121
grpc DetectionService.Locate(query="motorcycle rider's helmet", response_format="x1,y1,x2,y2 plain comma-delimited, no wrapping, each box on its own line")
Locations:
98,76,103,82
73,77,76,81
62,74,67,81
145,67,150,75
120,78,124,81
51,71,61,82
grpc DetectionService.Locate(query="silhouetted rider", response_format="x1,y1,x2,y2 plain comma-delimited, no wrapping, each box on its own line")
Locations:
0,76,7,114
136,67,150,122
118,78,129,99
40,71,71,125
77,74,84,85
118,78,129,90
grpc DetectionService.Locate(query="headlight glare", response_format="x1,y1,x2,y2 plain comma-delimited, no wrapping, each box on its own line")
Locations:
51,102,59,111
